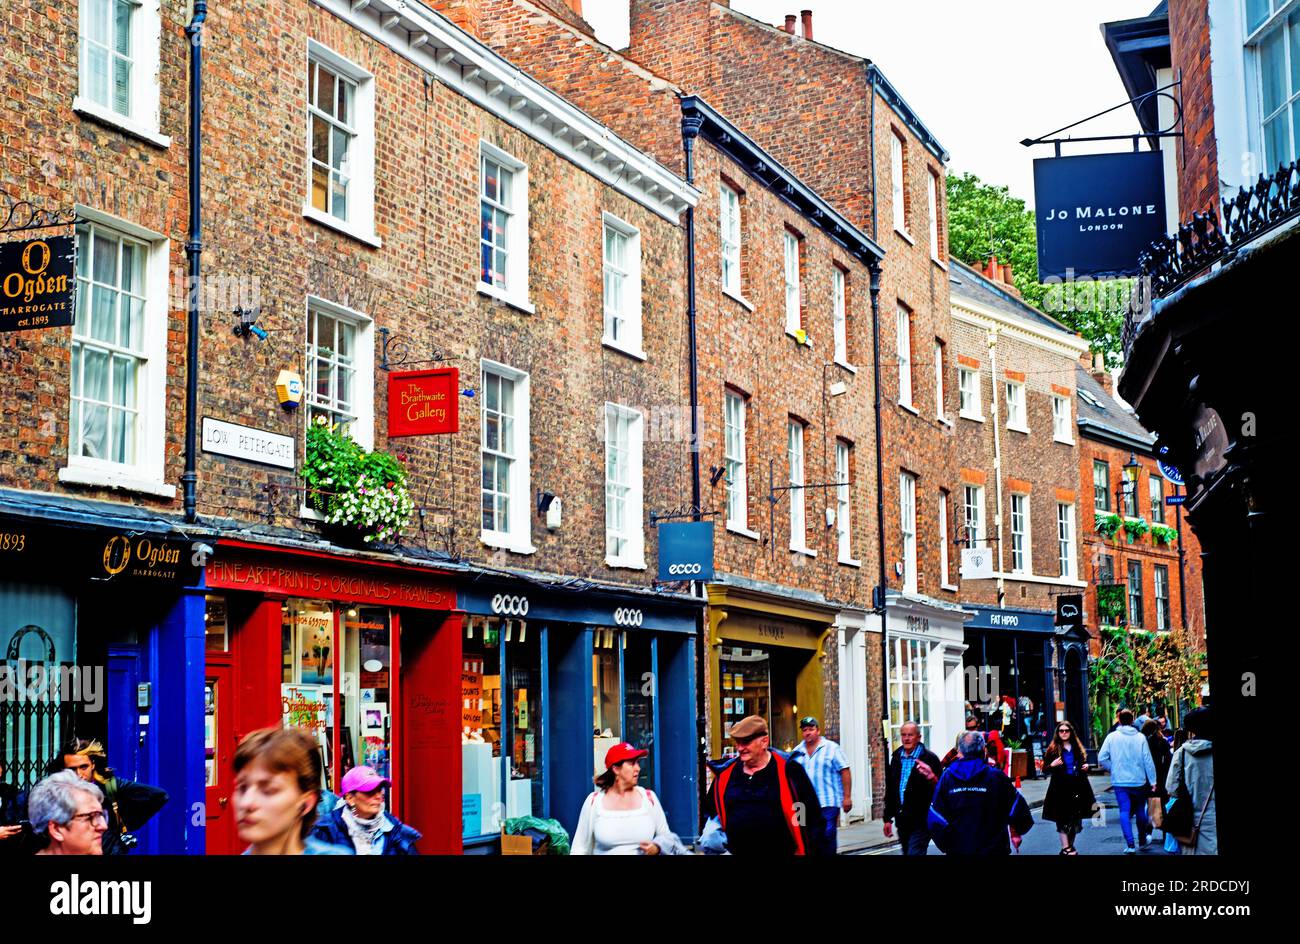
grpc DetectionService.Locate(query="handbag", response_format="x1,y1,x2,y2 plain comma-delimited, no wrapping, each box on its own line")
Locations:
1147,795,1164,828
1166,784,1213,846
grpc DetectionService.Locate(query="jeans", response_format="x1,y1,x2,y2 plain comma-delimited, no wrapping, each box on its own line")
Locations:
897,824,931,856
1115,786,1151,847
821,807,839,854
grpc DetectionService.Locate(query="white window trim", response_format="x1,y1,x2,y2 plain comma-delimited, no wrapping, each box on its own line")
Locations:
1010,492,1031,575
933,340,945,421
927,170,941,262
783,230,801,334
788,420,809,552
601,212,645,360
890,131,908,237
1004,380,1029,433
604,403,646,570
963,484,986,549
59,205,173,498
724,392,748,531
480,358,534,554
836,441,852,563
832,267,850,368
303,40,379,247
1057,501,1077,580
900,472,918,594
1052,395,1075,444
76,0,169,146
958,367,984,422
477,141,531,311
896,306,913,408
938,489,951,588
720,182,742,296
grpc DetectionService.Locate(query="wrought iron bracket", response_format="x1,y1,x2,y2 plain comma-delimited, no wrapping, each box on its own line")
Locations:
0,197,77,234
379,326,459,371
1021,80,1183,156
648,506,719,525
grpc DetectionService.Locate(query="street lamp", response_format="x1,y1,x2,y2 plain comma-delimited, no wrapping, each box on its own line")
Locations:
1116,451,1142,516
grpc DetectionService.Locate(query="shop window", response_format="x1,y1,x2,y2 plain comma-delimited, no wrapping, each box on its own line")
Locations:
719,646,772,756
623,633,655,792
204,594,228,652
888,636,933,751
593,630,622,775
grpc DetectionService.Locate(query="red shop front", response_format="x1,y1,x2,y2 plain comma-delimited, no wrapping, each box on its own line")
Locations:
202,539,462,854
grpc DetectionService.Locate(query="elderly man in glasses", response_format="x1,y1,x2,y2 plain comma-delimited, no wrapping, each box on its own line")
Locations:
28,770,108,855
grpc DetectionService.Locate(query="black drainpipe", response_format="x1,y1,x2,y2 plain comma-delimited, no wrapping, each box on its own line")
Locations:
866,65,890,746
182,2,207,524
681,104,707,827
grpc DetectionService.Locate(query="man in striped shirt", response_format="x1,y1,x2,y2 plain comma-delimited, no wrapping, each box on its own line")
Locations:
788,717,851,854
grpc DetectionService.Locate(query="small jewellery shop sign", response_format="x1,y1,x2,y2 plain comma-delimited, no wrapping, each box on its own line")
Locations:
202,417,295,469
0,235,75,332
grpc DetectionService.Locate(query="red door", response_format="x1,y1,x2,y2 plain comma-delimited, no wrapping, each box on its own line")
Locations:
204,661,237,854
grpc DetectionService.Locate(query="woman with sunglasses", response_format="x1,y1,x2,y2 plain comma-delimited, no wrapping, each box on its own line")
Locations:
1041,720,1095,855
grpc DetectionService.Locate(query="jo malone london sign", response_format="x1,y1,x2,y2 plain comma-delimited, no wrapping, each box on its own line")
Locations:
202,417,295,469
1032,151,1167,281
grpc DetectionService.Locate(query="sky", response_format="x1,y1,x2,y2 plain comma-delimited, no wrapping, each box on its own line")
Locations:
581,0,1160,207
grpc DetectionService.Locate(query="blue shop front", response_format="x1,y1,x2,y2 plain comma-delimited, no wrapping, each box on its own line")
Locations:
962,604,1093,756
0,490,205,854
456,572,700,852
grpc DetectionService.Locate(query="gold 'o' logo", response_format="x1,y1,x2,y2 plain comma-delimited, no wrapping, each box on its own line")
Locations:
21,240,52,276
102,535,131,576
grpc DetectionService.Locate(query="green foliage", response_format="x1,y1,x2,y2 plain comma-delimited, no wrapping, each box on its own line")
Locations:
1089,625,1202,744
1097,583,1127,625
1095,512,1122,539
301,417,413,543
1150,523,1178,546
1122,516,1150,542
945,170,1133,368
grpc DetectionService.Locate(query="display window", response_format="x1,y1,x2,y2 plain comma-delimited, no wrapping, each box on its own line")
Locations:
279,599,392,792
888,636,933,751
623,633,654,792
461,618,541,840
719,646,772,757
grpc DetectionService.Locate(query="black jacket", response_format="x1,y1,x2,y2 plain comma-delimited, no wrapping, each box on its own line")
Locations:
705,751,828,856
1041,745,1096,825
883,744,943,829
311,804,422,855
927,758,1034,856
1147,734,1173,801
100,777,169,855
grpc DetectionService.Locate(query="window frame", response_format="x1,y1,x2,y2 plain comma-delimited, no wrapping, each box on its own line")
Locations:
604,402,646,569
480,359,534,554
60,209,171,497
601,212,644,359
933,339,946,420
1004,380,1028,432
1245,1,1300,171
896,304,913,408
303,296,375,452
1093,459,1111,513
1149,474,1166,524
832,266,849,367
478,141,532,311
1154,563,1171,631
303,41,378,247
724,391,749,532
939,488,952,587
900,471,918,593
958,366,982,420
75,0,169,146
1010,492,1030,575
1127,559,1144,628
1057,501,1077,579
1051,394,1074,444
720,181,742,296
788,419,811,553
783,229,802,335
927,169,941,261
890,131,907,235
836,440,855,564
962,484,985,549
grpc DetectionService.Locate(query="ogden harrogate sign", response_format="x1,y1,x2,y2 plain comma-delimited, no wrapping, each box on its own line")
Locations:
1032,151,1167,281
387,368,459,437
0,235,76,332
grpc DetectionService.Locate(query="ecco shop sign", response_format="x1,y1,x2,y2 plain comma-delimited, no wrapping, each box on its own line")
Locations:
656,521,714,582
614,608,644,627
1032,151,1167,280
0,235,75,332
491,594,530,616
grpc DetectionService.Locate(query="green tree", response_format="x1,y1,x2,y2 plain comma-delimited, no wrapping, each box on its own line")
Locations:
946,170,1133,368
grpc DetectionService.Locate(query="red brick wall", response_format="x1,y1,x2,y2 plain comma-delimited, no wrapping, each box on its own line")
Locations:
1169,0,1219,218
1078,438,1206,654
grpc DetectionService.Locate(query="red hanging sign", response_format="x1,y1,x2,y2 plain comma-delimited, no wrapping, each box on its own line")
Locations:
387,368,459,437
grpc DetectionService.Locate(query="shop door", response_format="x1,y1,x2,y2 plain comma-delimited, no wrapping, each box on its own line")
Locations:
204,663,236,854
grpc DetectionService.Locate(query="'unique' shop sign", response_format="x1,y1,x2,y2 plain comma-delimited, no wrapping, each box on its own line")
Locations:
1032,151,1167,280
387,368,459,437
0,235,76,332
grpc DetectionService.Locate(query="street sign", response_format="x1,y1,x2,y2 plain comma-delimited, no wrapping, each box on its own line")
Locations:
1158,459,1184,485
657,521,714,581
1165,494,1186,506
960,546,994,580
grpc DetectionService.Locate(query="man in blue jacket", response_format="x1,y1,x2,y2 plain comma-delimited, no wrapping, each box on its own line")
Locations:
927,731,1033,856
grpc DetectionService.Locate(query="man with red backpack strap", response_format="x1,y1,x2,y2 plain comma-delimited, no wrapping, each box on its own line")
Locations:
705,715,827,855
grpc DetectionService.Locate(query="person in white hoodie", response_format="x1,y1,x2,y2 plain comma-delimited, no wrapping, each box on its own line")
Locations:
1098,708,1158,853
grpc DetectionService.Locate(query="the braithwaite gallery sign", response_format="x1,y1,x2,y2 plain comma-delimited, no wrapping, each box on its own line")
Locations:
0,235,76,332
1032,151,1167,281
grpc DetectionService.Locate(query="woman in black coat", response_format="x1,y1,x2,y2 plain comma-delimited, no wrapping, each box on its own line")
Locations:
1143,719,1173,804
1042,720,1095,855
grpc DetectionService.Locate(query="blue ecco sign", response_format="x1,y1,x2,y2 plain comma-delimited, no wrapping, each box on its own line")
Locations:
657,521,715,582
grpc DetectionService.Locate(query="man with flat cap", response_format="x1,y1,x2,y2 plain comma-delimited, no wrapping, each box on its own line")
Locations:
705,715,827,855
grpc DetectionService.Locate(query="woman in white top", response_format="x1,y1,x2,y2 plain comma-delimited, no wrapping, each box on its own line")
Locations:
572,742,679,855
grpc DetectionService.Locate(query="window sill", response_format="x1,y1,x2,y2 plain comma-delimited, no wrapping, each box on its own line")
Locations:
941,583,960,592
58,464,176,499
602,338,647,361
790,545,818,558
938,415,953,428
480,531,537,555
959,412,985,423
477,281,536,315
1054,436,1076,446
73,97,172,149
833,359,857,374
606,556,647,571
838,556,862,568
898,401,920,416
300,505,327,522
997,571,1088,589
894,227,916,246
722,288,756,313
785,329,812,348
727,523,761,541
1007,424,1030,435
302,204,382,248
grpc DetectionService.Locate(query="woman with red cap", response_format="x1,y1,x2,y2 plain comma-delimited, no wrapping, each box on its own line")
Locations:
572,743,683,855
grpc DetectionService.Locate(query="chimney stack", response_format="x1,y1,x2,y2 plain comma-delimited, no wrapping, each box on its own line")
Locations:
800,9,813,40
784,14,797,34
564,0,583,17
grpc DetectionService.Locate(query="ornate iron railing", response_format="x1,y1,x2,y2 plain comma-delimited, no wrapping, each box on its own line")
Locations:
1124,159,1300,355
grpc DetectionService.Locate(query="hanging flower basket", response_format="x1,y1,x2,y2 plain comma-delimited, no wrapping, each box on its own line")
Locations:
1095,512,1122,540
1122,517,1149,544
301,417,414,545
1150,523,1178,546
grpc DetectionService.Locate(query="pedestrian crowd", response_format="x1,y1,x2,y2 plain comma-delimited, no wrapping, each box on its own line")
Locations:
0,706,1214,856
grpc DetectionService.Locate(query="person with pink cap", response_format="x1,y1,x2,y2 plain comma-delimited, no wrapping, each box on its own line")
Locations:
572,743,684,855
311,765,422,855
